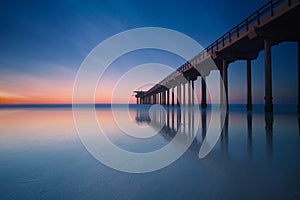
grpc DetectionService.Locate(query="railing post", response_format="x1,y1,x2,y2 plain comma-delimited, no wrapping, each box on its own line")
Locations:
257,11,260,25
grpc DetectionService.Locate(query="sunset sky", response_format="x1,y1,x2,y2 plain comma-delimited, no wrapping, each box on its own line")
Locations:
0,0,298,104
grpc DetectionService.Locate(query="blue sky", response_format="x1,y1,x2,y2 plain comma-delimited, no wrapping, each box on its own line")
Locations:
0,0,298,104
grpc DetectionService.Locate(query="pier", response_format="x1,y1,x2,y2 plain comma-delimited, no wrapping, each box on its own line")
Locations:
134,0,300,112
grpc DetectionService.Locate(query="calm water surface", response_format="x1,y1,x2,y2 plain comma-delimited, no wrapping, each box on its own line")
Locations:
0,105,299,200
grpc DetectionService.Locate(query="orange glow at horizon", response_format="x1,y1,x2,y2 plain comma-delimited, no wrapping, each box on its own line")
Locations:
0,75,144,104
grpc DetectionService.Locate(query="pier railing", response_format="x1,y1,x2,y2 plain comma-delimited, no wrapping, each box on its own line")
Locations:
178,0,295,72
205,0,285,53
142,0,299,97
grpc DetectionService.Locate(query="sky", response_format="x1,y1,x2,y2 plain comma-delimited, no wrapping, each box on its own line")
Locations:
0,0,298,104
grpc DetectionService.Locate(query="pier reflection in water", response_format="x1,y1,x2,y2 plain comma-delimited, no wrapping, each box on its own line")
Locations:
134,105,298,163
135,106,200,140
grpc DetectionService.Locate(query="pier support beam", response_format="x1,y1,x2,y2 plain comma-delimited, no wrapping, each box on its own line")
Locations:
162,90,166,105
264,39,273,112
188,79,191,107
220,69,223,106
160,92,162,105
221,59,228,109
191,80,195,107
177,84,181,106
298,41,300,112
201,76,207,108
183,83,186,106
172,87,175,106
246,60,252,110
167,89,170,106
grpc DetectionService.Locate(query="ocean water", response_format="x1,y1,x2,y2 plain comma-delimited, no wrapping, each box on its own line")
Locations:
0,105,299,200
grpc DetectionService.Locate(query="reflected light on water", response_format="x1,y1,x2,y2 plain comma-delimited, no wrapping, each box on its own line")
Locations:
0,105,300,199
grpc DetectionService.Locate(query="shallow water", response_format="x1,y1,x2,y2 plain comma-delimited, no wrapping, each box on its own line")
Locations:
0,105,299,200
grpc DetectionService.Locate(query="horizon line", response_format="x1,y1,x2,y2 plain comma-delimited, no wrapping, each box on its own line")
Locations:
0,103,298,107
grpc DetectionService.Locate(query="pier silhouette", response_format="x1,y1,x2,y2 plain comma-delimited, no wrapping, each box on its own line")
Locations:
133,106,279,160
135,0,300,112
